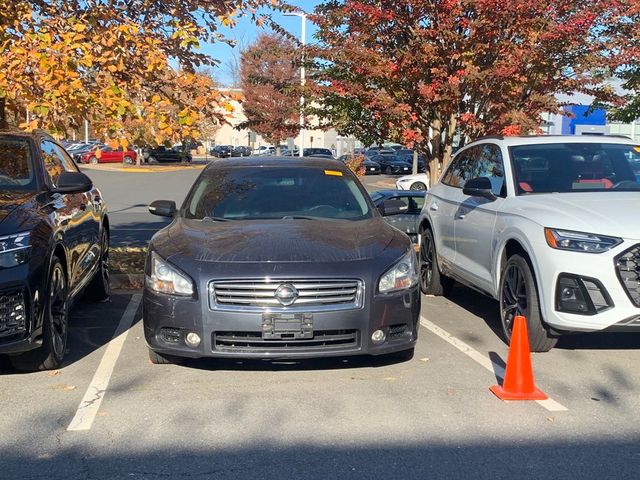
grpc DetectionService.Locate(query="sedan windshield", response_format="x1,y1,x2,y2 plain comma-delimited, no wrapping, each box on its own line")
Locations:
184,166,372,220
0,137,36,190
511,143,640,194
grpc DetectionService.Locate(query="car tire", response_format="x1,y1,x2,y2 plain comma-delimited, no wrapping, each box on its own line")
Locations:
123,156,133,164
86,230,110,302
499,254,558,352
90,157,98,164
410,182,427,191
148,156,158,164
148,348,183,365
419,229,453,296
385,166,393,175
10,256,68,371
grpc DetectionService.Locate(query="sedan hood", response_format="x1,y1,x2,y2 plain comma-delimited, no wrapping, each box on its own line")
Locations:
510,193,640,239
157,217,399,263
0,190,34,226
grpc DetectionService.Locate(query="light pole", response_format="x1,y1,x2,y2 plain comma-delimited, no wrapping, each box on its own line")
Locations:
284,11,306,157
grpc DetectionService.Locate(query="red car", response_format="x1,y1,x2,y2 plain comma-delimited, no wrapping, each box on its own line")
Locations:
81,145,137,164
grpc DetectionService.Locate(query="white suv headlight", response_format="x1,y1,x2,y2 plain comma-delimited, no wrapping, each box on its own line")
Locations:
544,228,622,253
378,250,419,293
146,251,194,296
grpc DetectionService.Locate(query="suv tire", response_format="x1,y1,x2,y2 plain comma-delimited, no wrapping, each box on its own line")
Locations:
499,254,558,352
419,229,453,296
86,230,110,302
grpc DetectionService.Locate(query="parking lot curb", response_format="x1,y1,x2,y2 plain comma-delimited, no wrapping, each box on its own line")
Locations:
110,274,144,290
81,164,205,173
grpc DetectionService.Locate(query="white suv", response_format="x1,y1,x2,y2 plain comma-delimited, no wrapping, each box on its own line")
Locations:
418,135,640,351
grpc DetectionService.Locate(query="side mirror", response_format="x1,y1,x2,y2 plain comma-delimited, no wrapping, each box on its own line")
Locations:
53,172,93,193
463,177,497,201
149,200,177,217
379,199,409,216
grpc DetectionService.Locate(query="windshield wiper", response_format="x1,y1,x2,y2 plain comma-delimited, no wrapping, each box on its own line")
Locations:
281,215,321,220
201,216,230,222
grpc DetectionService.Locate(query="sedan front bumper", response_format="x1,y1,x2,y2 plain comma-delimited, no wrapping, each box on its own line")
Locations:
143,286,420,359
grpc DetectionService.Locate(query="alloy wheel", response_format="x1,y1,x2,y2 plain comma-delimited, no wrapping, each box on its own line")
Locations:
501,264,528,336
420,233,434,289
49,264,68,359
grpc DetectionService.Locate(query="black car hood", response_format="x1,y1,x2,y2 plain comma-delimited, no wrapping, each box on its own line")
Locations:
0,190,34,227
157,217,400,263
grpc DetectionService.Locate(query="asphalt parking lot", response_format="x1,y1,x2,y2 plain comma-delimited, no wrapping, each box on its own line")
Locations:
3,165,640,479
2,286,640,479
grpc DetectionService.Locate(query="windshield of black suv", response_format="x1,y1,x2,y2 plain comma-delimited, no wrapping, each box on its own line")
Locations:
511,143,640,194
184,166,372,220
0,137,36,190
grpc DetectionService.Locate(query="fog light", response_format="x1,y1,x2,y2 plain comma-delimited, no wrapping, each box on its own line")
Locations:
185,332,201,347
371,329,386,345
555,274,613,315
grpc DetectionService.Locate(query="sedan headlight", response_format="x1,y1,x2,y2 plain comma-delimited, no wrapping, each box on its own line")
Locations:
544,228,622,253
0,232,30,268
378,250,419,293
146,251,194,296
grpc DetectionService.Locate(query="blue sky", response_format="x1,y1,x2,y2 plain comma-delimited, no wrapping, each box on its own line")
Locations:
202,0,323,85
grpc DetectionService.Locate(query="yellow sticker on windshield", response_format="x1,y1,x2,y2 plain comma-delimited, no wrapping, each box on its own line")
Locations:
634,146,640,153
324,170,343,176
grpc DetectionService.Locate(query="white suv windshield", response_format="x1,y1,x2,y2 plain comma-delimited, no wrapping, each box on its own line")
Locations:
511,143,640,194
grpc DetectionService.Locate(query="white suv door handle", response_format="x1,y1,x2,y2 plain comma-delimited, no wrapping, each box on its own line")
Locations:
430,202,439,211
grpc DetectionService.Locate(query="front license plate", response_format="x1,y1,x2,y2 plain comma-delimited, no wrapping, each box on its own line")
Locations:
370,167,375,171
262,313,313,339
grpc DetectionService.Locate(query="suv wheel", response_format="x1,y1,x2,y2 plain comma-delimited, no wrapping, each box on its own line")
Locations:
410,182,427,191
90,156,98,164
385,166,393,175
499,254,558,352
10,257,68,371
86,230,110,302
419,229,453,296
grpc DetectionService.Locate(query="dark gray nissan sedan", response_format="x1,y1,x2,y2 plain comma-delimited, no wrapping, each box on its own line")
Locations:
143,157,420,364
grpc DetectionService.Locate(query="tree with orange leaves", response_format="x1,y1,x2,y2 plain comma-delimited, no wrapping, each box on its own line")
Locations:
0,0,280,147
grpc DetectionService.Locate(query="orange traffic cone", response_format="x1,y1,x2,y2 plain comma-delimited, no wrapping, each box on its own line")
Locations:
490,315,548,401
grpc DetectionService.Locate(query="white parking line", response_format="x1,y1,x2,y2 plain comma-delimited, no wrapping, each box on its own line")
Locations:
420,316,568,412
67,294,142,431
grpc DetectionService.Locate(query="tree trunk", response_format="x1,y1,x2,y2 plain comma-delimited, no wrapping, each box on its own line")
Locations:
442,113,458,168
429,117,442,183
0,97,7,130
412,150,419,175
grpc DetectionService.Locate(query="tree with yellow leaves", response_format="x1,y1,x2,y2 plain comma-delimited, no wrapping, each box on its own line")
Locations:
0,0,282,147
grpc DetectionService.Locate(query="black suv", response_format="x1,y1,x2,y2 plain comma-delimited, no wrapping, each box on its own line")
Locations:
142,146,191,163
210,145,232,158
0,130,110,371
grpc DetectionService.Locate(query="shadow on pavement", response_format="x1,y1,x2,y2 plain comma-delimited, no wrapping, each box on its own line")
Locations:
0,293,138,375
2,439,640,479
179,349,414,373
111,219,171,247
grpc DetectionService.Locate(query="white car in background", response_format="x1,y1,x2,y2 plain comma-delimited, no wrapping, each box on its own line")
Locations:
418,135,640,351
396,173,431,191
